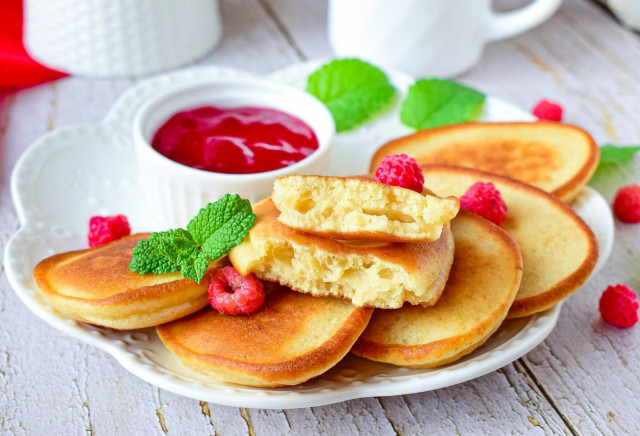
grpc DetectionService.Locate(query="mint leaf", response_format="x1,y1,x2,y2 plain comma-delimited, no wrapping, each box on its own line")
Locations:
188,194,254,246
400,79,485,130
306,58,396,132
129,229,194,274
129,194,256,283
177,252,210,283
598,144,640,166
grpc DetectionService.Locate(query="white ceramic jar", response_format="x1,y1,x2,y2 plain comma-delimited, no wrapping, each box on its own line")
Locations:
133,77,335,228
24,0,222,77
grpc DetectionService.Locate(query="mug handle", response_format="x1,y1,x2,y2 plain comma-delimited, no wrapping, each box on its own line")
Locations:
486,0,564,42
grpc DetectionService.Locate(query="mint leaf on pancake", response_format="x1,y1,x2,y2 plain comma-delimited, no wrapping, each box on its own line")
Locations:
129,229,192,275
400,79,485,130
598,144,640,166
188,194,256,260
306,58,396,132
177,252,211,283
129,194,256,283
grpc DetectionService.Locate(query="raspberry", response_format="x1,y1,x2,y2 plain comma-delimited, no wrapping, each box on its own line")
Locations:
532,99,563,122
599,284,638,328
375,153,424,193
207,266,265,315
88,215,131,247
612,184,640,223
460,182,508,225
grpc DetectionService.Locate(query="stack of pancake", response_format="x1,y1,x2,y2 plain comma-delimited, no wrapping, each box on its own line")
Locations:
32,121,600,388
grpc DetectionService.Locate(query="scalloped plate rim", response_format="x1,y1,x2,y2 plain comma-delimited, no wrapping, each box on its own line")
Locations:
4,61,612,409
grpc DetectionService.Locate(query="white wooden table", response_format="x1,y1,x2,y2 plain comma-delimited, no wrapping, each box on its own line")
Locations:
2,0,639,434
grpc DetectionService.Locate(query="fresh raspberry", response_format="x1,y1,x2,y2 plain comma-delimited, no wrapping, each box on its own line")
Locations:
460,182,508,225
532,99,563,122
612,184,640,223
599,284,639,328
207,266,265,315
375,153,424,193
88,215,131,247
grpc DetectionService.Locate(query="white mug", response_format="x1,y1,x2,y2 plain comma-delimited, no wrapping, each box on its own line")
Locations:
328,0,564,77
607,0,640,30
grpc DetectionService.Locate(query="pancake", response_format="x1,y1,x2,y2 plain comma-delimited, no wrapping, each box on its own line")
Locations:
420,165,598,318
352,211,523,368
229,198,455,309
157,282,373,387
272,175,459,242
33,234,224,329
370,122,599,202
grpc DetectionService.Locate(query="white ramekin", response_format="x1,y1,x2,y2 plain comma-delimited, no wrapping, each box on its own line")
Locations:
133,77,335,228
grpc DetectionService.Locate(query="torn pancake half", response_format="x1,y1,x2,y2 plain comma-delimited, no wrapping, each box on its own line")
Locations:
272,175,459,242
229,198,454,309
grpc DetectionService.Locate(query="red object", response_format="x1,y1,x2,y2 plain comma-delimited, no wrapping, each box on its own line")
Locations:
460,181,508,225
207,266,265,315
613,184,640,223
599,284,639,328
151,106,319,174
532,99,563,122
375,153,424,193
0,0,67,88
88,215,131,247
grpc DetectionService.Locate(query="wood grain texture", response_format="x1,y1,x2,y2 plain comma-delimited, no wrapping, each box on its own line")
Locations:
2,0,640,433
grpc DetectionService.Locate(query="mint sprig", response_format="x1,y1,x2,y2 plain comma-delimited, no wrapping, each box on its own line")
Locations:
129,194,256,283
400,79,485,130
306,58,396,132
598,144,640,167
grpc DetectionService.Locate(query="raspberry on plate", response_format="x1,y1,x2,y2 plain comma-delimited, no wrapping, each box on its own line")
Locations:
88,214,131,247
208,266,265,315
459,182,508,225
375,153,425,193
599,284,639,328
532,99,563,122
612,184,640,223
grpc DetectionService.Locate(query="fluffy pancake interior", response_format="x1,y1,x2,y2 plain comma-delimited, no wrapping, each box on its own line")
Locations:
272,175,459,241
420,165,598,317
229,198,454,308
370,122,598,202
157,282,373,386
352,212,522,367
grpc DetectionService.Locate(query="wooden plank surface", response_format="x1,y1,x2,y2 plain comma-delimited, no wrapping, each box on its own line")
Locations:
1,0,639,434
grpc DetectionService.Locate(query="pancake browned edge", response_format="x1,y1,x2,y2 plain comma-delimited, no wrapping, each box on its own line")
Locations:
352,211,523,368
369,122,600,203
33,234,225,330
157,282,373,387
420,165,598,318
229,198,455,309
272,174,459,242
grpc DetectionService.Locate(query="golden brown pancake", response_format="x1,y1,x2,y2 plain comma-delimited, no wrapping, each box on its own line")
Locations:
157,282,373,387
272,175,459,243
229,198,455,309
33,234,224,329
420,165,598,318
352,211,523,368
370,122,599,202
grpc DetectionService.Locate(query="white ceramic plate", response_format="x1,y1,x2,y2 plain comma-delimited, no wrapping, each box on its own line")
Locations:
5,62,613,409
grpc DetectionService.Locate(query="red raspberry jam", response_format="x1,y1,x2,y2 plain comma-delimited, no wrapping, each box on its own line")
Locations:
151,106,319,174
